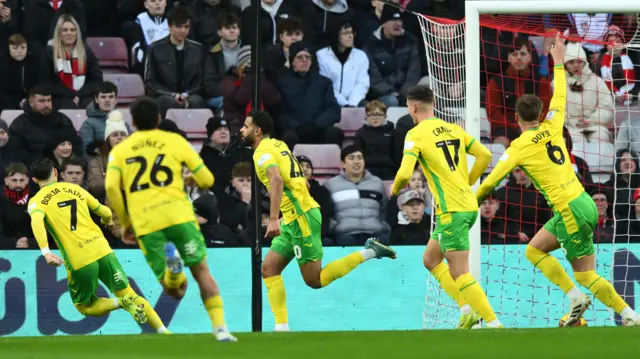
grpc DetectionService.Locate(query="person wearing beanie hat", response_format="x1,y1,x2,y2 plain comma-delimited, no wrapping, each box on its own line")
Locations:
237,45,251,71
288,41,313,71
45,130,81,170
104,110,130,141
600,25,636,106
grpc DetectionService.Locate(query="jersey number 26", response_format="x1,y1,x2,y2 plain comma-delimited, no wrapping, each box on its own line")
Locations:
126,154,174,192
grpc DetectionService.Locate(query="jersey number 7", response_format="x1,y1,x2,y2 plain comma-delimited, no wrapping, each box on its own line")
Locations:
57,199,77,231
126,154,174,192
435,139,460,171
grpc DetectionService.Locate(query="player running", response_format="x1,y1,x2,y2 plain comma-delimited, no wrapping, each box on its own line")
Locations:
240,111,396,332
105,98,237,341
476,33,640,326
391,86,501,329
28,158,168,333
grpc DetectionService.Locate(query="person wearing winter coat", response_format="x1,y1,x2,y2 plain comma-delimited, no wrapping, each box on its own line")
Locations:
297,155,333,238
43,131,82,173
615,114,640,155
130,0,170,76
301,0,354,48
263,16,305,82
553,41,614,145
190,0,241,49
604,149,640,220
317,20,370,107
390,189,431,245
217,162,252,233
599,25,636,105
0,0,20,48
588,187,614,243
0,163,37,249
0,120,28,184
479,194,521,245
354,100,396,179
23,0,87,49
241,0,300,48
0,34,40,111
79,82,132,150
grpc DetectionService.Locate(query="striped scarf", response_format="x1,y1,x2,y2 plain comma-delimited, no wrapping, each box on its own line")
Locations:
50,0,62,9
56,50,86,91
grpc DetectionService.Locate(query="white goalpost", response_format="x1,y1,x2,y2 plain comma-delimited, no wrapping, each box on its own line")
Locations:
413,0,640,329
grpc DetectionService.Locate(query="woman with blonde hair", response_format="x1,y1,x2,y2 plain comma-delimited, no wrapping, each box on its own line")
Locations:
39,14,103,109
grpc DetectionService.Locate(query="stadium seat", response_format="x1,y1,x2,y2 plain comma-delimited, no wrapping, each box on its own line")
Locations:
60,110,88,131
386,107,409,125
337,107,365,138
293,144,342,177
0,110,23,126
103,74,145,105
165,109,213,140
583,141,615,173
86,37,129,73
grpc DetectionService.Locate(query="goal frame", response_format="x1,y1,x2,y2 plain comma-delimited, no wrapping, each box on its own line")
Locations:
464,0,640,280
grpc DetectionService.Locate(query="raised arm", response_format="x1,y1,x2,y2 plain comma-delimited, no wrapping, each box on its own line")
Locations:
544,33,567,130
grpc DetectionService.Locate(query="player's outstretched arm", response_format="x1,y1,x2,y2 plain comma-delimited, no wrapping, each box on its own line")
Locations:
391,154,418,196
476,148,518,204
546,33,567,129
105,163,131,229
466,138,492,186
27,208,62,266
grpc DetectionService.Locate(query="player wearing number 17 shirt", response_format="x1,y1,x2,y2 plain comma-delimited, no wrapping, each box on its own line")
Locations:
105,98,237,341
476,34,640,327
240,111,397,332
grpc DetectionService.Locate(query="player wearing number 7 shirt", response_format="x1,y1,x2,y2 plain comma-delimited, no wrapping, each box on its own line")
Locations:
240,111,397,332
476,33,640,327
105,98,237,341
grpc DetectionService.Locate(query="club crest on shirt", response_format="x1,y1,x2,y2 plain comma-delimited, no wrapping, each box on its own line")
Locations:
257,154,272,168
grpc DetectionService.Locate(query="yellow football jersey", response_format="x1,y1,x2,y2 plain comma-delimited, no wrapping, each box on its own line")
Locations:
477,64,583,210
403,118,484,215
28,182,112,271
253,138,319,224
106,129,213,237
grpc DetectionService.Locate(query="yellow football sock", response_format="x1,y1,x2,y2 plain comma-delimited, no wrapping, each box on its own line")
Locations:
456,273,497,322
526,245,576,293
264,275,288,324
133,296,169,333
203,295,226,330
430,262,466,307
320,252,364,287
574,270,628,314
75,298,118,316
163,269,187,289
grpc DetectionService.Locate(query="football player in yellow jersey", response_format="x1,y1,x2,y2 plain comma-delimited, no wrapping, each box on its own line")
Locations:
477,34,640,326
391,86,502,329
27,158,169,333
105,98,237,341
240,111,397,332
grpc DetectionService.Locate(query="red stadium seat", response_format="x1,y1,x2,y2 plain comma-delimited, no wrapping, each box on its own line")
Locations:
0,110,23,126
292,144,342,177
104,74,145,105
165,109,213,140
336,107,365,138
59,110,88,131
86,37,129,73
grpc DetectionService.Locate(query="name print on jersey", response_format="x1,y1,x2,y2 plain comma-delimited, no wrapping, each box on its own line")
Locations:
39,187,86,205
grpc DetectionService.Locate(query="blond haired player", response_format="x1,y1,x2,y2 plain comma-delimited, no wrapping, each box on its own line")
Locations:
477,33,640,326
28,158,168,333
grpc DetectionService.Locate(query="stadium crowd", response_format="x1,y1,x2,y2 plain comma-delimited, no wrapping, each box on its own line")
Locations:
0,0,639,250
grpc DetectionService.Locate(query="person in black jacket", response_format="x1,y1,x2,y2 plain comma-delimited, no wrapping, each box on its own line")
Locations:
130,0,170,77
145,7,207,116
23,0,86,50
297,155,333,238
241,0,300,48
301,0,354,48
0,163,37,249
354,100,396,180
0,0,20,51
480,194,521,244
0,120,28,184
263,16,305,82
0,34,40,111
190,0,241,49
390,189,431,245
217,162,252,233
276,41,343,149
604,149,640,219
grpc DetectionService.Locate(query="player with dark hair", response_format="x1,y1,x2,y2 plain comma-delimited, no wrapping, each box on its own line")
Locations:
391,81,498,329
240,110,396,332
477,33,640,326
105,97,237,341
28,158,168,333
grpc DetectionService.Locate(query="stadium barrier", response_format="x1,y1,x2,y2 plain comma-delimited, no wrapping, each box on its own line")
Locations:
0,245,638,336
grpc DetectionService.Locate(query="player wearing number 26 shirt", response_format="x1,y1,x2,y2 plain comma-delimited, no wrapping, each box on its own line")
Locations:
477,34,640,327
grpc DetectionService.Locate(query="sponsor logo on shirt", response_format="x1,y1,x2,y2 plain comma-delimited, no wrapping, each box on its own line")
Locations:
257,154,272,168
404,141,415,150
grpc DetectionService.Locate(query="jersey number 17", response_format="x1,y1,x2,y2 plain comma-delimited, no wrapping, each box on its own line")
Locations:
436,139,460,171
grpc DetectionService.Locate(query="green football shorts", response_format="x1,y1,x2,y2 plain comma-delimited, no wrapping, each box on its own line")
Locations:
543,191,598,261
138,221,207,280
67,252,129,305
270,207,324,265
431,211,478,253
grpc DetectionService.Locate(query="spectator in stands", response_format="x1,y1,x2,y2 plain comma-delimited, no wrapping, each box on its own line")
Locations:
204,12,244,113
218,162,251,233
390,189,430,245
0,34,40,111
386,168,432,228
589,187,614,242
9,84,78,165
0,120,27,184
323,145,390,245
24,0,86,49
605,149,640,219
276,41,343,149
615,114,640,155
145,7,206,116
558,42,613,145
59,155,86,187
563,126,593,185
317,20,370,107
190,0,241,49
599,26,636,106
241,0,300,47
87,111,129,199
39,15,103,109
131,0,170,76
297,155,333,239
201,116,252,193
354,100,396,179
0,1,19,47
621,187,640,237
566,13,611,60
480,194,520,244
352,0,387,48
263,17,305,82
80,83,132,149
0,163,35,249
44,131,81,172
221,46,281,133
302,0,353,48
486,36,551,145
363,4,421,108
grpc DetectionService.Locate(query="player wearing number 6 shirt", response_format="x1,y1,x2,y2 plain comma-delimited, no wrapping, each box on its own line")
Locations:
391,86,501,329
105,98,237,341
27,158,169,333
240,111,397,332
476,34,640,327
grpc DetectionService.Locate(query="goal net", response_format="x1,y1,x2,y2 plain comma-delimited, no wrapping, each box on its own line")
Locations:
417,10,640,329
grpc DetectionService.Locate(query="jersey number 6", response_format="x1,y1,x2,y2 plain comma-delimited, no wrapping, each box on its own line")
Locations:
435,139,460,171
545,141,565,165
126,154,174,192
